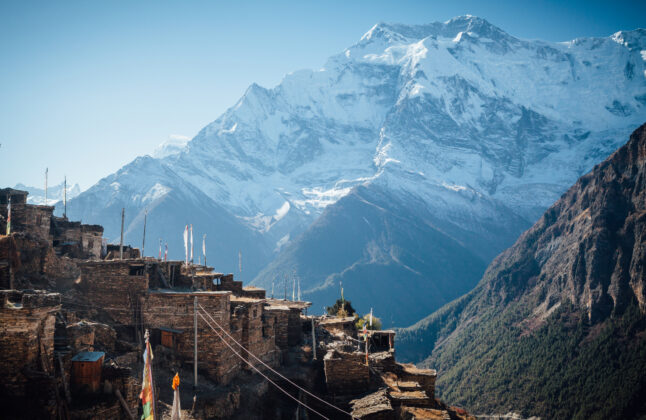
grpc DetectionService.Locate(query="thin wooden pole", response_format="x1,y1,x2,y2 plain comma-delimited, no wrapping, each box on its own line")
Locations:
142,210,147,258
311,317,316,360
119,208,125,260
115,389,135,420
194,296,198,388
63,176,67,218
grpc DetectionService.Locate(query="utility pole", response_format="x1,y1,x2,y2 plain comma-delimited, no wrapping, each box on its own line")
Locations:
44,167,48,206
194,296,198,388
7,195,12,289
119,208,125,260
142,209,147,258
365,330,369,366
63,176,67,218
311,317,317,360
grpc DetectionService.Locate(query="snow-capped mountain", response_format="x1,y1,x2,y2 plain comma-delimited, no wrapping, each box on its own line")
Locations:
65,16,646,325
16,181,81,206
152,135,190,159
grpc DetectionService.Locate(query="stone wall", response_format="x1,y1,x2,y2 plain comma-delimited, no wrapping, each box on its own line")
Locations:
105,244,140,260
143,290,243,384
265,305,290,350
51,217,104,259
0,235,19,289
287,307,303,346
213,274,243,294
81,225,103,259
78,260,149,325
324,349,370,394
320,317,357,338
0,203,54,240
231,297,280,370
396,364,437,400
0,290,61,398
242,286,266,299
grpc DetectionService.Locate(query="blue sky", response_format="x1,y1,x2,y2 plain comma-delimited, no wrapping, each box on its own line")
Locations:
1,0,644,190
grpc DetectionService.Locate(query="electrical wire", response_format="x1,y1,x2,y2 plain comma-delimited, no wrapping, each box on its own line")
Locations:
199,303,354,418
196,310,332,420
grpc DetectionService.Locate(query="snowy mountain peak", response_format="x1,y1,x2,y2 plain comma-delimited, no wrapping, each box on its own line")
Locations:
359,16,513,46
611,28,646,50
152,135,190,158
69,17,646,279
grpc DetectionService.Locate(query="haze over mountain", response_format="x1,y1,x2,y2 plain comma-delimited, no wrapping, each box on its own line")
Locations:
16,181,81,206
63,16,646,325
397,123,646,419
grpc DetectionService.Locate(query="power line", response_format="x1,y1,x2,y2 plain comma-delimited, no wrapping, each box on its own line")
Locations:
198,304,353,418
196,311,331,420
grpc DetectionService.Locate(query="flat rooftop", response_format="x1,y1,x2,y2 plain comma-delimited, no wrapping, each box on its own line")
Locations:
148,289,230,296
231,296,264,303
264,298,311,310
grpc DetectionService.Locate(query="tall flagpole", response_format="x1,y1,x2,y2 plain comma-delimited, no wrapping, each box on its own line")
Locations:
194,297,198,388
44,168,48,206
63,176,67,218
119,208,125,260
190,224,194,265
142,209,147,258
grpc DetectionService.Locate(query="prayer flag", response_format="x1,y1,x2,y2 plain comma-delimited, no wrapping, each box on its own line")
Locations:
183,225,188,265
171,373,181,420
6,196,10,235
190,224,194,263
140,332,155,420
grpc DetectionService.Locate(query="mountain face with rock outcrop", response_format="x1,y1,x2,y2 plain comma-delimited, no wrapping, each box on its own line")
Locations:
64,16,646,325
397,124,646,419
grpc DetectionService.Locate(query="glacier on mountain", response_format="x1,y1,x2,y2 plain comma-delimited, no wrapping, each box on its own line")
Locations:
64,16,646,325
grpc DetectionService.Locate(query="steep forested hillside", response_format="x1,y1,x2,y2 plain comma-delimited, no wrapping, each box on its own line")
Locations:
398,123,646,419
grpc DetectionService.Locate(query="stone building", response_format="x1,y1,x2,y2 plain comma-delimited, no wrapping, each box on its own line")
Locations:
76,257,311,385
0,289,61,418
0,188,104,261
0,188,54,240
51,216,103,259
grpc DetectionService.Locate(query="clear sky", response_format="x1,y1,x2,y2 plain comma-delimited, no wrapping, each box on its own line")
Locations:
1,0,644,190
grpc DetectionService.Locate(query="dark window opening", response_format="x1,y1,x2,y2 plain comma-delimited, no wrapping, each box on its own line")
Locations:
129,265,145,276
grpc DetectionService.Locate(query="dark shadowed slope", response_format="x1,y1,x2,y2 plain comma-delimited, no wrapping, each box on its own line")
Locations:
252,184,515,326
397,123,646,419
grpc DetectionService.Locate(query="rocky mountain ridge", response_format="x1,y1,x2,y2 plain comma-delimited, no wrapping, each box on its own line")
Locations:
397,123,646,419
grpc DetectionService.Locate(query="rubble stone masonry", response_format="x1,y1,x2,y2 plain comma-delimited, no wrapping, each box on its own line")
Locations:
0,290,61,396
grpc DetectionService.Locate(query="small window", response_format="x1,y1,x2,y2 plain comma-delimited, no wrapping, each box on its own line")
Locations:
253,309,258,318
129,265,145,276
